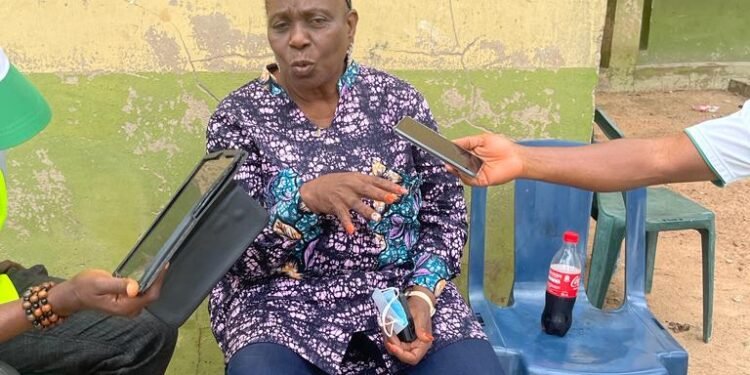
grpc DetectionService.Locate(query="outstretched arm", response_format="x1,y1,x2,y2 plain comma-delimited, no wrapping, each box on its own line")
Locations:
451,132,715,192
0,269,164,343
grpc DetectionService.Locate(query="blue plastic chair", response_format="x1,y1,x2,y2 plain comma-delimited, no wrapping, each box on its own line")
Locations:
467,139,688,375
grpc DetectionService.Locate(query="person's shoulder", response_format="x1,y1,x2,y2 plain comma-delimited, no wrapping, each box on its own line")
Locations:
217,79,266,109
358,65,421,95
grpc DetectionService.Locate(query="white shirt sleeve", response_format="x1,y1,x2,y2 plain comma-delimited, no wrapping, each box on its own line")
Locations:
684,100,750,186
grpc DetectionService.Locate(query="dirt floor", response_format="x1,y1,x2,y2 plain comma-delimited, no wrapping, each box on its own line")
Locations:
595,90,750,375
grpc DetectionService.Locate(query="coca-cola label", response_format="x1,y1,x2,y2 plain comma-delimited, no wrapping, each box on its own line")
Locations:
546,264,580,298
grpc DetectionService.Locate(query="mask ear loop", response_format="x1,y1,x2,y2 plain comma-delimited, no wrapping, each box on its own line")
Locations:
378,287,400,337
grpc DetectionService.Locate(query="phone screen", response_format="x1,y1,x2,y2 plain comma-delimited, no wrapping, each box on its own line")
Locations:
394,117,483,177
116,155,234,286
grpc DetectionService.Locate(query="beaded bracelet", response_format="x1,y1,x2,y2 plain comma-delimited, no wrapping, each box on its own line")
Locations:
22,282,65,330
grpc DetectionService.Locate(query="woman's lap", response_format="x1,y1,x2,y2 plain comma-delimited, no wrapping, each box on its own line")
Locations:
404,338,503,375
226,343,326,375
227,338,502,375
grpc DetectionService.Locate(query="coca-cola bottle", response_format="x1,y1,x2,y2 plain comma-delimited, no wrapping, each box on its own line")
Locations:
541,231,582,337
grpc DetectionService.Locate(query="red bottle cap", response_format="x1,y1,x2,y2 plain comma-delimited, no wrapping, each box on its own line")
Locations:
563,231,579,244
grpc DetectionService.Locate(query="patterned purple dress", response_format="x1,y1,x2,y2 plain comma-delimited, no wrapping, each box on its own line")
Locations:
206,61,487,374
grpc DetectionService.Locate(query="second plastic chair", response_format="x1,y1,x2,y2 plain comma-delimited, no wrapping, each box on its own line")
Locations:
586,109,715,343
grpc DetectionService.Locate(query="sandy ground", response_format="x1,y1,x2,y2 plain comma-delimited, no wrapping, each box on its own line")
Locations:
595,90,750,375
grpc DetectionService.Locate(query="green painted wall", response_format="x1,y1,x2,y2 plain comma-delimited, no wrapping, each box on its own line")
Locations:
1,1,604,373
0,69,596,373
2,68,596,291
640,0,750,64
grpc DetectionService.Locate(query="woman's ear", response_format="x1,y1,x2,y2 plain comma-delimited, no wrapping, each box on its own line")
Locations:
346,9,359,41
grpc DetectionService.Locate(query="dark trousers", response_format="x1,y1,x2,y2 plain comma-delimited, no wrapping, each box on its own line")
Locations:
0,264,178,375
227,338,504,375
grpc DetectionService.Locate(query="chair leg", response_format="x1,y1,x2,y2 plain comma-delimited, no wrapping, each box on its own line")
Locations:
645,231,659,294
587,216,625,308
699,224,715,343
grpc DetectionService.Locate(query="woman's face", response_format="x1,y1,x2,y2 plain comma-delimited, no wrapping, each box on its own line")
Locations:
266,0,358,91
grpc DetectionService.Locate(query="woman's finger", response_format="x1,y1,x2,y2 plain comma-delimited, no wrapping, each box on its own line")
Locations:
333,205,356,234
351,199,380,222
444,164,458,176
407,341,431,363
366,175,408,195
452,136,484,152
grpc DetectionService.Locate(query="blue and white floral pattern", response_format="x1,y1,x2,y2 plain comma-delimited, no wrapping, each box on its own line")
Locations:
206,61,487,374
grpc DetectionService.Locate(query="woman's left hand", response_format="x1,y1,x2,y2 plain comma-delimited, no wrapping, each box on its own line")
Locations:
384,290,435,366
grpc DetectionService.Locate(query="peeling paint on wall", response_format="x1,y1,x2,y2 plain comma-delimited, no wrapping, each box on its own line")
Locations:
145,27,184,71
5,149,74,238
1,0,606,72
0,3,606,373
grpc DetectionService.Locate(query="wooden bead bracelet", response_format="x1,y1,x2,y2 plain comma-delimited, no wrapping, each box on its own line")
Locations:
22,282,65,330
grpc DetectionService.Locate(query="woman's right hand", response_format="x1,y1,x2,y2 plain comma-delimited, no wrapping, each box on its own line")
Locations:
48,268,166,318
300,172,408,234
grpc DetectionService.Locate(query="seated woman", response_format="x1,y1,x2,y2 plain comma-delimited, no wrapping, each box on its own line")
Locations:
206,0,503,374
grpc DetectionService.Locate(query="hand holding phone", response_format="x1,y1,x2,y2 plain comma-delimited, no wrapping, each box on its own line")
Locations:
393,117,484,177
396,294,418,343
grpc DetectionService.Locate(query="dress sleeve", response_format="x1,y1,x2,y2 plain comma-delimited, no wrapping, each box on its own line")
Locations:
402,92,468,298
206,106,322,276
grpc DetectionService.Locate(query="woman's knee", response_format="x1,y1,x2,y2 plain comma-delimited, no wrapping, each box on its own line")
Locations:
406,339,503,375
227,343,323,375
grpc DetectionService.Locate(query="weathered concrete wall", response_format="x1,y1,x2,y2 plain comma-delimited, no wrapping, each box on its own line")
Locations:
0,1,606,373
641,0,750,65
2,1,604,72
601,0,750,91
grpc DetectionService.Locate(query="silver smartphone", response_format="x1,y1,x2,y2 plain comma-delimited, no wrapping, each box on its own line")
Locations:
394,117,483,177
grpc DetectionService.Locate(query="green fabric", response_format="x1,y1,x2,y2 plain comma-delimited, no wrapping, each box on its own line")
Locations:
0,274,18,304
0,169,5,232
0,64,51,150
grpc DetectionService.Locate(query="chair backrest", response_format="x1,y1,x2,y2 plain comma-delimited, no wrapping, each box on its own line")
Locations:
513,140,594,284
467,139,647,304
467,140,594,299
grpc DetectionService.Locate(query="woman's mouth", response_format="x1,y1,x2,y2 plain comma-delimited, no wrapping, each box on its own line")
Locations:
290,60,314,76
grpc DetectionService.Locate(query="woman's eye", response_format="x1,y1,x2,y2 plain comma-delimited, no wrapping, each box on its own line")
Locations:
310,17,327,26
272,22,289,31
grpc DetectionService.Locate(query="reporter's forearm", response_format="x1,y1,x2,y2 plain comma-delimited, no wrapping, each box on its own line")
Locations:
518,134,714,192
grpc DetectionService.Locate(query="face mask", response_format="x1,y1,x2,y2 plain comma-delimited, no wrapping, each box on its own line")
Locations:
371,287,409,337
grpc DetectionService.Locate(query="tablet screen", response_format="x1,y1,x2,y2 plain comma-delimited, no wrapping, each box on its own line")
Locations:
116,155,235,284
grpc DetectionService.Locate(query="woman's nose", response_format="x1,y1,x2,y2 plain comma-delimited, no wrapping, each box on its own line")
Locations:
288,24,311,49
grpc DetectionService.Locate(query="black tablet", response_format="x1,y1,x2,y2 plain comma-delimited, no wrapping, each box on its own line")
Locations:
113,150,248,293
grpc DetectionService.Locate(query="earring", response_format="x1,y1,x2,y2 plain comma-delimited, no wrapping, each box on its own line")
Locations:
346,43,354,59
